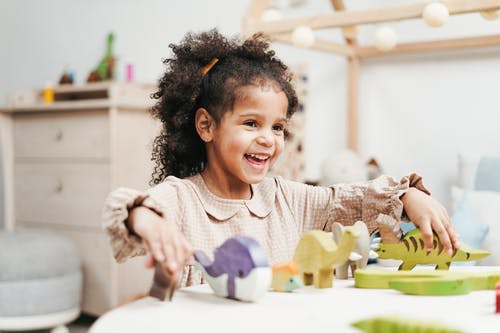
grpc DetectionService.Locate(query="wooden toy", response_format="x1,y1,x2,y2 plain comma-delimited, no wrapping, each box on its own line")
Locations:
293,229,358,288
422,2,450,27
87,33,116,82
271,261,303,292
193,236,272,302
355,269,500,296
374,217,490,270
352,315,462,333
149,261,177,301
332,221,373,279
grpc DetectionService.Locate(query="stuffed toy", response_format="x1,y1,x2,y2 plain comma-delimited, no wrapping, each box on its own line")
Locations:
319,149,381,186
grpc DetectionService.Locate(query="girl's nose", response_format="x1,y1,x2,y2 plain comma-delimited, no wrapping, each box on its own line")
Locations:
256,130,273,147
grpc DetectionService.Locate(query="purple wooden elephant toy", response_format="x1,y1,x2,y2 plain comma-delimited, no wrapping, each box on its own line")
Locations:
194,236,272,302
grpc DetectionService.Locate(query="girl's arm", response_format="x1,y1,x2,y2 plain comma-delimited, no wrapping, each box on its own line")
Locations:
278,174,411,234
102,187,150,262
278,173,459,252
401,187,460,255
102,186,192,282
127,206,193,282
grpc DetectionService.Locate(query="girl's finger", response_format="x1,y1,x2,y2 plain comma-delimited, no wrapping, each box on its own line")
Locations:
418,218,434,252
439,207,460,248
431,218,453,256
144,253,155,269
149,241,165,262
161,242,178,275
447,222,461,248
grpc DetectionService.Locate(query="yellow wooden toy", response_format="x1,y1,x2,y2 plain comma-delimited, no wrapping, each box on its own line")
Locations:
293,228,358,288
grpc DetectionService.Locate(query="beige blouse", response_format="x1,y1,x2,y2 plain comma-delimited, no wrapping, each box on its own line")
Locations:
102,173,428,287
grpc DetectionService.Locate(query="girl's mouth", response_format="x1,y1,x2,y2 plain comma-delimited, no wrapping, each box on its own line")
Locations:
245,153,270,166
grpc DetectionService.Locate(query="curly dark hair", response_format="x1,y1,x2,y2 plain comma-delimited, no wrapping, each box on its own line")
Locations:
150,28,298,185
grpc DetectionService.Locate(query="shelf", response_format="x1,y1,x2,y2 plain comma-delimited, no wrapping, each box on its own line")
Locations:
3,82,156,112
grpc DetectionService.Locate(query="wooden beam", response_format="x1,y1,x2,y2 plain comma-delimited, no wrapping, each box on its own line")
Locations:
347,56,360,152
245,0,270,19
271,33,355,57
330,0,358,46
312,38,356,57
251,0,500,34
357,34,500,58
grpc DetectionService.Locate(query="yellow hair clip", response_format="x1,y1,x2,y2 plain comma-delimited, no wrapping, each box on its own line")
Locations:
201,58,219,76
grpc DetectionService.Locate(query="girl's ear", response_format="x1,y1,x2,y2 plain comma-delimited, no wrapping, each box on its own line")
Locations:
195,108,215,142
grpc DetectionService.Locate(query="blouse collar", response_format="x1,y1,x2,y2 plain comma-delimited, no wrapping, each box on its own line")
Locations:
188,174,275,221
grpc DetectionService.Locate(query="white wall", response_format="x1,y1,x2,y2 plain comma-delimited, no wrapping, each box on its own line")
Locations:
1,0,500,210
360,50,500,208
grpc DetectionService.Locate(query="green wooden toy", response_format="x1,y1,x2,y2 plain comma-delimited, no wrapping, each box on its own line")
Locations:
354,269,500,296
352,315,462,333
374,217,490,270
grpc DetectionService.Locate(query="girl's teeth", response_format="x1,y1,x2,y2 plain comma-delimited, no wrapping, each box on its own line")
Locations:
248,154,267,160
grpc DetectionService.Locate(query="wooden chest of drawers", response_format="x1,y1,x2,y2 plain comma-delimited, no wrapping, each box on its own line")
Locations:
0,83,158,315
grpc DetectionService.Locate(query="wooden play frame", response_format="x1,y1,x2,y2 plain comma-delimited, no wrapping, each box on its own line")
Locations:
243,0,500,151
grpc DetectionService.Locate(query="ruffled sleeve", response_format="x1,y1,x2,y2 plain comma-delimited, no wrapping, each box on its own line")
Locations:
328,173,430,234
101,187,165,262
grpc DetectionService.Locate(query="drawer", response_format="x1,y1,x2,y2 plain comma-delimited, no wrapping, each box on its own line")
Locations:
13,110,110,159
15,162,110,228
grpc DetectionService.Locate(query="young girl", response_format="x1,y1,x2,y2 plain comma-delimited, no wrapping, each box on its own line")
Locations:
102,29,459,288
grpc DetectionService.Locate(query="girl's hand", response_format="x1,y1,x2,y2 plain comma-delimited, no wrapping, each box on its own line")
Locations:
128,206,193,282
401,188,460,255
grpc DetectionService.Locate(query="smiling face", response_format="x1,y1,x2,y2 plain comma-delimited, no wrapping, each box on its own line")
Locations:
198,82,288,197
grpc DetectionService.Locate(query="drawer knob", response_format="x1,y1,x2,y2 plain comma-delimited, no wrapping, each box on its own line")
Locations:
55,180,64,193
54,128,63,141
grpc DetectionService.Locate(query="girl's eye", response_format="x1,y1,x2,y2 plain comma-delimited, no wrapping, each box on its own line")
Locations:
273,124,285,132
244,120,257,127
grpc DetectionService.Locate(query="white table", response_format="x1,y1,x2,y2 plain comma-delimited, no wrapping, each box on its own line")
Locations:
90,266,500,333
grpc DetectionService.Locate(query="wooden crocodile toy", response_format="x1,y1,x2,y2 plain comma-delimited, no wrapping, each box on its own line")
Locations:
374,215,490,270
354,269,500,296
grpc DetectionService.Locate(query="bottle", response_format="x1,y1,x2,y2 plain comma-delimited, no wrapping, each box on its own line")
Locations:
43,82,55,104
125,59,134,83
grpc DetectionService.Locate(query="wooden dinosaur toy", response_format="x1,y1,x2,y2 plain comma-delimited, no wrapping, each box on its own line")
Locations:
271,261,303,292
354,269,500,296
373,214,490,270
293,228,359,288
149,261,177,301
193,236,272,302
332,221,376,279
352,315,462,333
